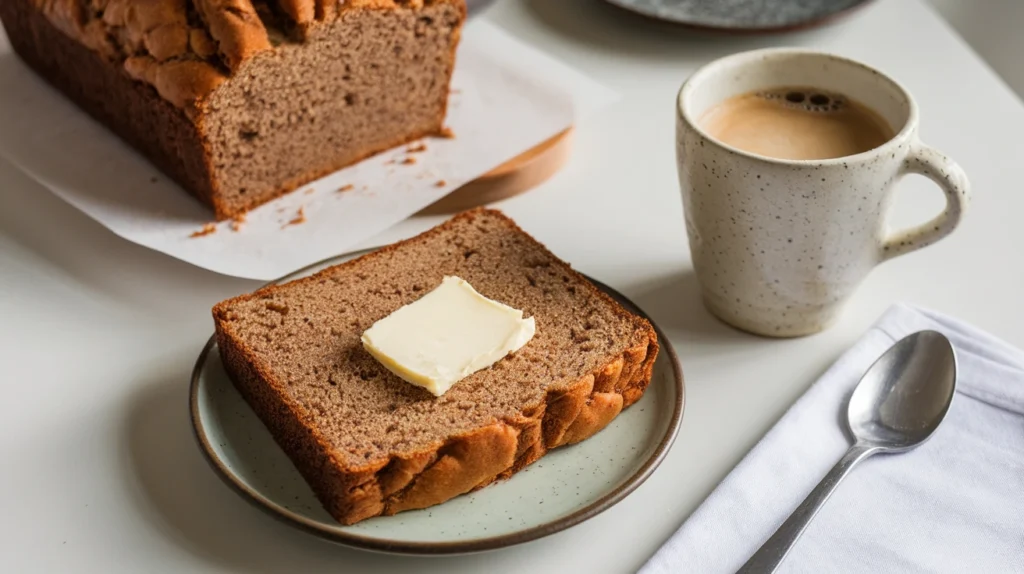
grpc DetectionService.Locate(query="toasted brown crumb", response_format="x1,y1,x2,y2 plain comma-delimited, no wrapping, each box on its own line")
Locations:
438,126,455,139
283,207,306,228
338,184,355,193
435,180,447,187
304,188,315,195
190,223,216,238
406,143,427,153
384,159,396,165
401,157,417,165
230,213,246,232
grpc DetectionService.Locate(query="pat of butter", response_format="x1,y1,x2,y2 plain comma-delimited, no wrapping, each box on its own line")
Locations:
360,276,536,397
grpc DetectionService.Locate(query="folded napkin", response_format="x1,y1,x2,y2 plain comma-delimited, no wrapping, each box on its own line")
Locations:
641,304,1024,574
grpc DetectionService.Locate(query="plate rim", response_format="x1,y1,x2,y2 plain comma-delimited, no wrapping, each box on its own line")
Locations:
189,249,685,555
601,0,875,33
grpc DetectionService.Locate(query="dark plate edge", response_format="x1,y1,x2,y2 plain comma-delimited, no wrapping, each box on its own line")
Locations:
602,0,875,34
188,250,685,556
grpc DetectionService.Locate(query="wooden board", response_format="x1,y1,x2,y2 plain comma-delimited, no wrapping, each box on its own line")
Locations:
419,128,573,215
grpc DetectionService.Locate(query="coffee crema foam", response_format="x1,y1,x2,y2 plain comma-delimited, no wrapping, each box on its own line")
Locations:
698,87,895,160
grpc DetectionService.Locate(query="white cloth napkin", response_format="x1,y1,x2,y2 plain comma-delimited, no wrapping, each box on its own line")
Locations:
641,304,1024,574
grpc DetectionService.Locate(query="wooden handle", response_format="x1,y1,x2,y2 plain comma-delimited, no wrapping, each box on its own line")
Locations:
419,128,573,215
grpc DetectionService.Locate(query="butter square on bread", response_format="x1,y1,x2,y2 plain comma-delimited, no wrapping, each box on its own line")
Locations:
361,276,536,397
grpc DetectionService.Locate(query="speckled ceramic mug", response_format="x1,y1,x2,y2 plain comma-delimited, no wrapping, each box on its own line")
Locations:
676,48,970,337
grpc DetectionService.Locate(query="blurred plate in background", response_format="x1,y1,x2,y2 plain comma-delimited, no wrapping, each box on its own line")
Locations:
602,0,874,32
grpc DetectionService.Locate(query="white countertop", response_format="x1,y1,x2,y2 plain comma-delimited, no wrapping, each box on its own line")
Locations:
2,0,1022,572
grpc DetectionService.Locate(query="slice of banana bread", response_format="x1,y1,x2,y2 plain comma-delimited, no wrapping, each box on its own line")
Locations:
0,0,464,219
212,209,659,524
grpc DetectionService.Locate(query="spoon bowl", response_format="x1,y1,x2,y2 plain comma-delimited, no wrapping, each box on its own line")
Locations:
848,330,958,451
740,330,958,573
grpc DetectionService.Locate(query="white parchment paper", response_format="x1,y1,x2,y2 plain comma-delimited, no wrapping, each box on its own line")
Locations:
0,21,617,279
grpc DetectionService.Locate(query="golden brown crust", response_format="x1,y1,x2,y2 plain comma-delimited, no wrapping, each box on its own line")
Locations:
561,392,624,446
384,423,519,515
101,0,189,62
212,209,660,525
2,0,223,206
276,0,314,25
7,0,464,220
30,0,466,109
30,0,234,108
124,56,227,109
378,451,437,497
192,0,271,71
542,374,594,449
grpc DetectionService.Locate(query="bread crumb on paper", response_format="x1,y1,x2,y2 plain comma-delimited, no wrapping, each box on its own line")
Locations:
283,207,306,228
190,223,216,238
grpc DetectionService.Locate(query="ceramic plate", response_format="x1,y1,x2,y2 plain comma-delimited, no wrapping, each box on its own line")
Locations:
189,250,684,554
603,0,873,32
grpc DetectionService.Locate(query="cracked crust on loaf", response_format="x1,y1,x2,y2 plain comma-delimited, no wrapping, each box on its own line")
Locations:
212,209,659,524
2,0,465,219
27,0,463,107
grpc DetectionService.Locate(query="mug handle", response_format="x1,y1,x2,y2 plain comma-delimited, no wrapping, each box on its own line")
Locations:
881,143,970,261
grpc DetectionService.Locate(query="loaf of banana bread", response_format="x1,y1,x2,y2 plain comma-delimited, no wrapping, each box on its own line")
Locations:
0,0,465,219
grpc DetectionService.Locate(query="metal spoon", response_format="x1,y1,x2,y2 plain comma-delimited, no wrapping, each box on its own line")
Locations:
739,330,958,573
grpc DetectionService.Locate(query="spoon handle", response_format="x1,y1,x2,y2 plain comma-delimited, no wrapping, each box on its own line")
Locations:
737,443,879,573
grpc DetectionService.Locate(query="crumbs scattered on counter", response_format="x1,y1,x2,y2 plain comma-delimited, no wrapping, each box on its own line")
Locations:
283,207,306,229
384,159,396,165
407,142,427,153
338,184,354,193
435,180,447,188
230,213,246,232
437,126,455,139
401,157,417,165
150,176,158,183
304,188,315,195
190,223,216,238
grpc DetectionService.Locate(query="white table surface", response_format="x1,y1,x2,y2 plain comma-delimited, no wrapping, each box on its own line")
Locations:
2,1,1022,572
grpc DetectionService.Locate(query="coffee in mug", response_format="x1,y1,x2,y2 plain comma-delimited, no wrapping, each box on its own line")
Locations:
699,87,894,160
676,49,970,337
